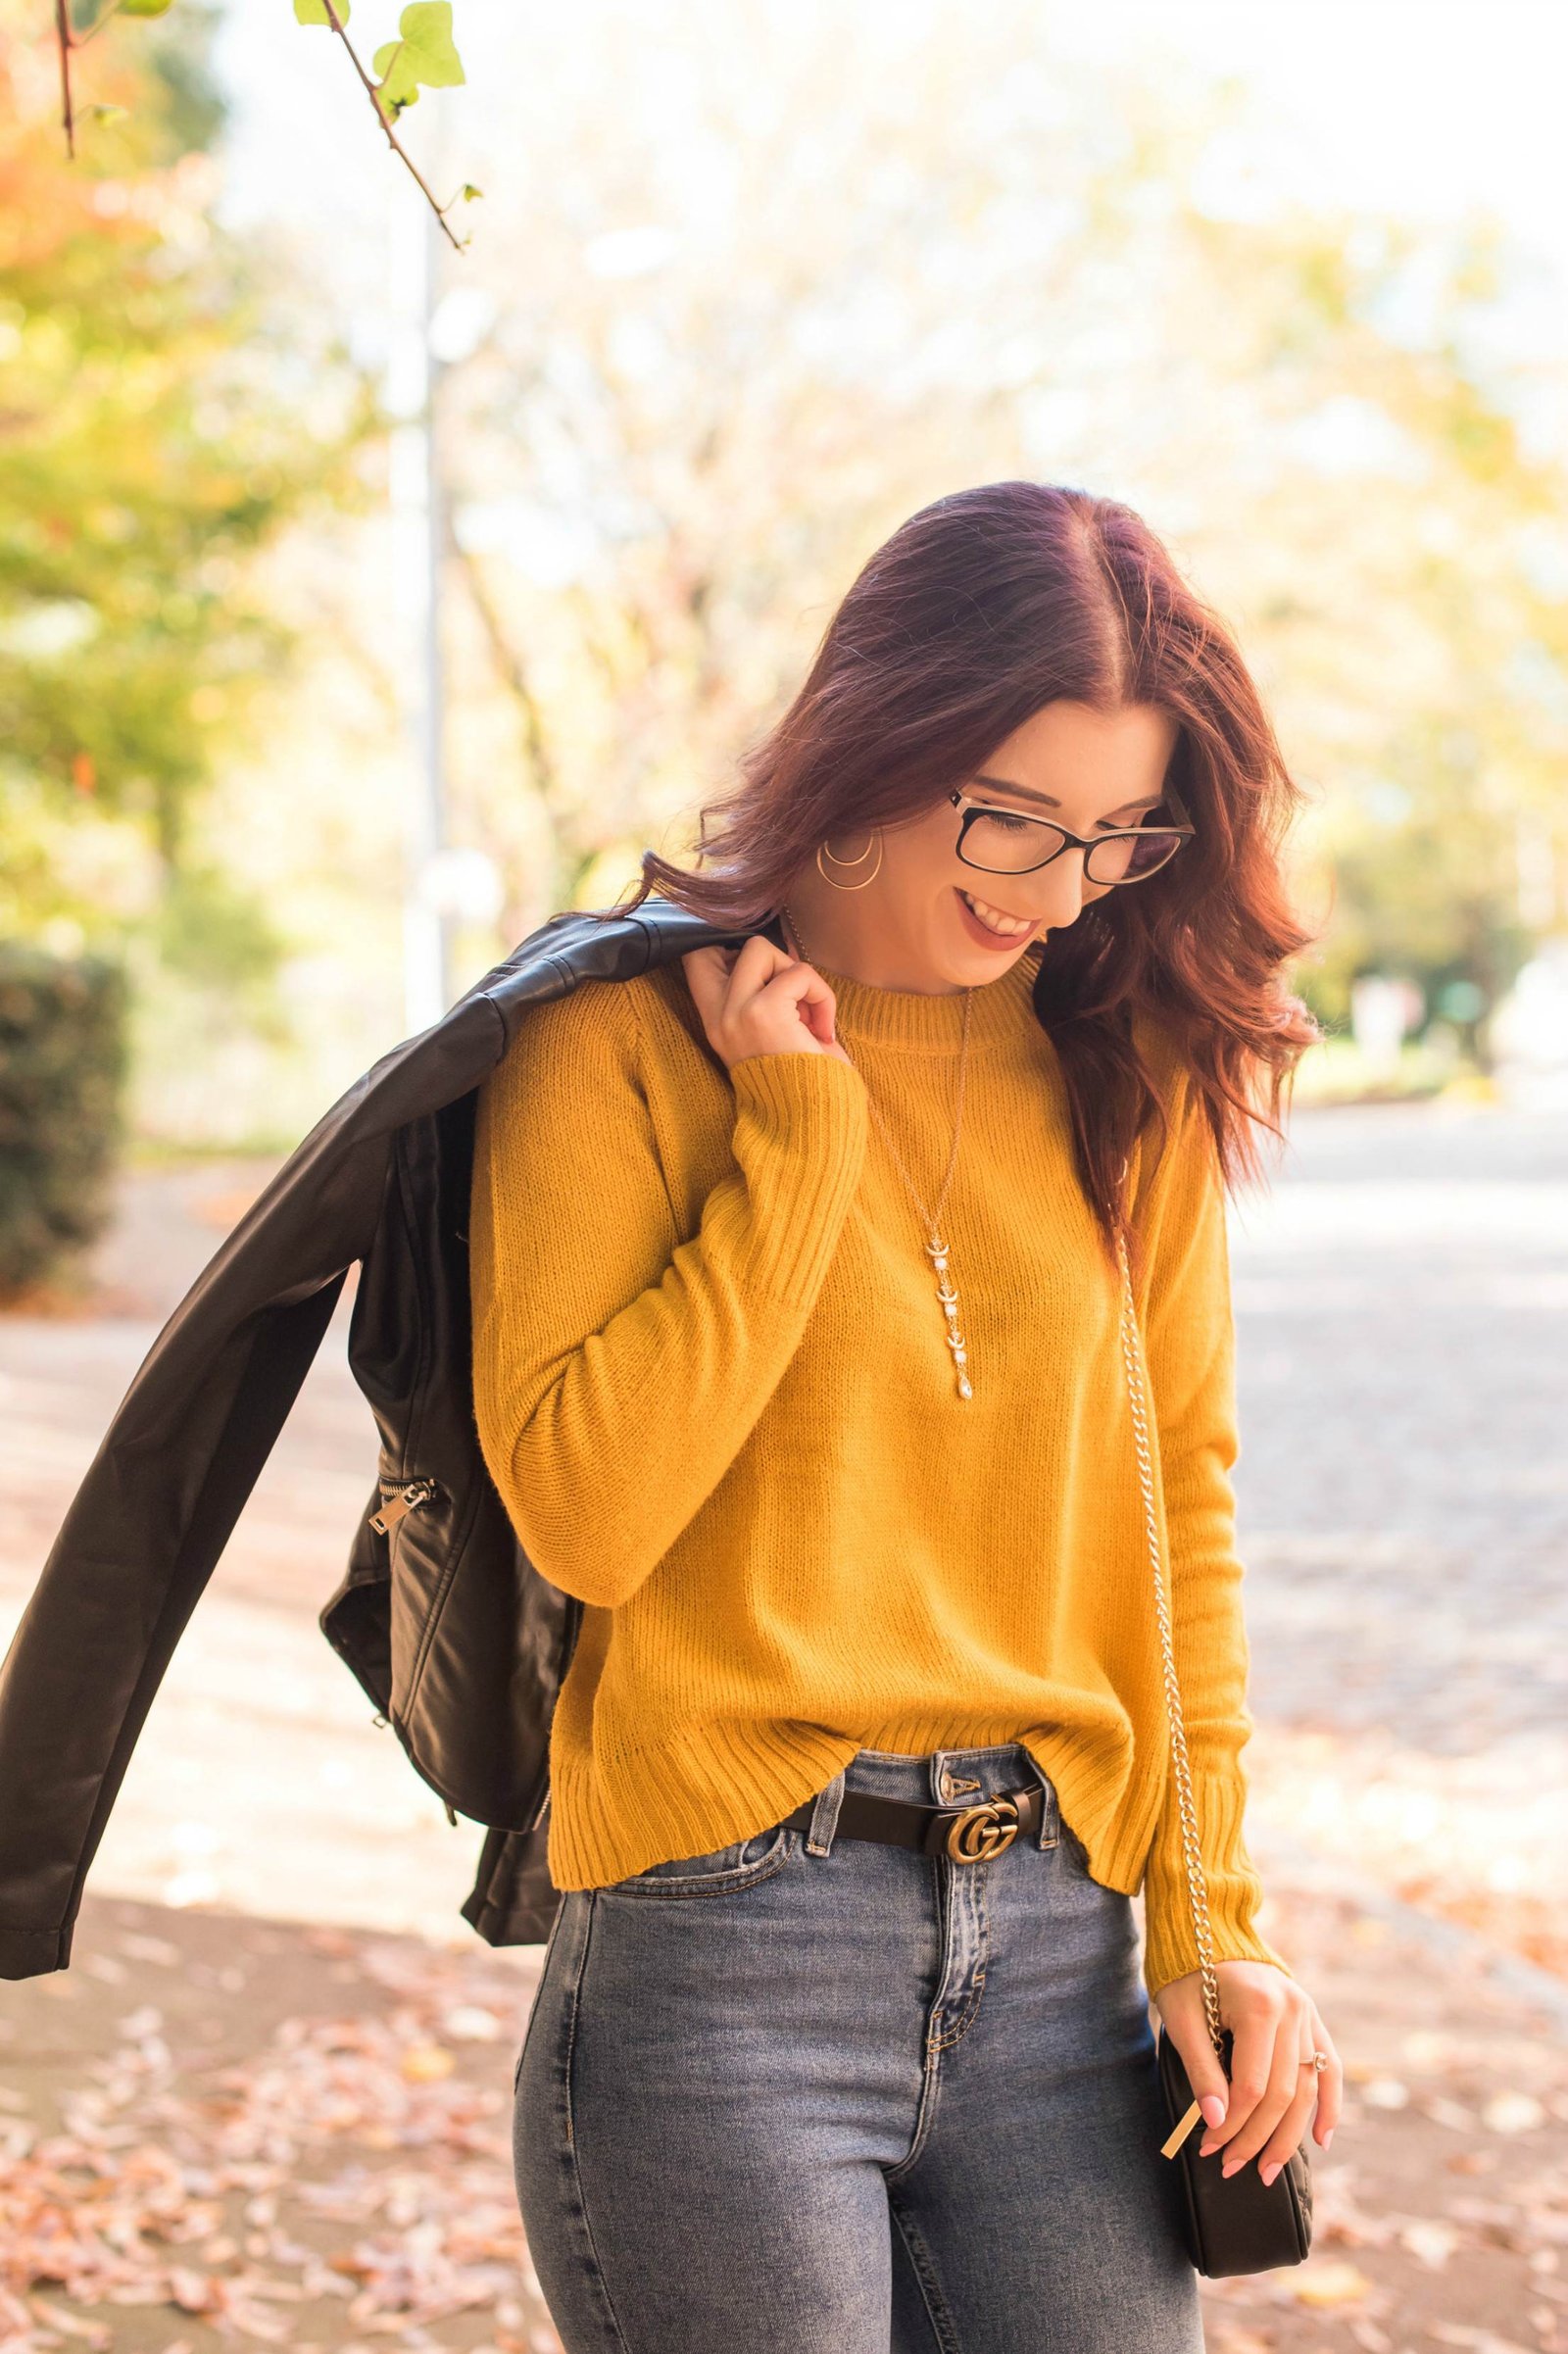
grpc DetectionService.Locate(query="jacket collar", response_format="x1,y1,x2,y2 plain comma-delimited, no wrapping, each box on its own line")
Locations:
473,894,787,1039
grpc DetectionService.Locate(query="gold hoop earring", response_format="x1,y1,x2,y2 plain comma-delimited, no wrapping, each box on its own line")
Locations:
816,829,884,891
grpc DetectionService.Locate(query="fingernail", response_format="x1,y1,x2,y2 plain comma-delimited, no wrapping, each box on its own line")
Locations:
1322,2127,1334,2150
1221,2158,1243,2178
1199,2094,1227,2128
1199,2139,1217,2158
1259,2160,1281,2187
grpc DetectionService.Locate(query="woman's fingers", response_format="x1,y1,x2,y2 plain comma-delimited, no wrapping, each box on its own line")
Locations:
1206,1989,1338,2180
1194,1965,1295,2163
679,936,846,1069
1191,1977,1337,2175
786,964,838,1047
1162,2000,1231,2134
1200,2004,1284,2169
1305,2010,1343,2151
1251,2028,1332,2182
1252,2014,1342,2181
680,936,785,1029
677,942,741,1029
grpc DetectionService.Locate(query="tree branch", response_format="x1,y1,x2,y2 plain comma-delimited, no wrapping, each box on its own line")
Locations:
52,0,470,245
317,1,466,252
54,0,74,158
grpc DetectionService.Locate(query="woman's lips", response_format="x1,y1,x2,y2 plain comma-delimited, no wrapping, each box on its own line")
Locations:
955,886,1038,950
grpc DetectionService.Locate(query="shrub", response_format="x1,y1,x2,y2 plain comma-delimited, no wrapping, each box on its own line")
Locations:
0,945,128,1301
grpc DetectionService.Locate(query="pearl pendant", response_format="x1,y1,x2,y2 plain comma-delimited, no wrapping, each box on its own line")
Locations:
925,1235,973,1400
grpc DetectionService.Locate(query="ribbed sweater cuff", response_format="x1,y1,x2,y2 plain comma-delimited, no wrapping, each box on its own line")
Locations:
1141,1766,1294,1997
725,1051,868,1306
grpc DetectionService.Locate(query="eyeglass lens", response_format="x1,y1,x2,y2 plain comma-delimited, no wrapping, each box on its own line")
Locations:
961,809,1186,883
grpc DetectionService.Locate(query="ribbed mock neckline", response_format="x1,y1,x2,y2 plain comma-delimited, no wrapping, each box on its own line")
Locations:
811,938,1044,1052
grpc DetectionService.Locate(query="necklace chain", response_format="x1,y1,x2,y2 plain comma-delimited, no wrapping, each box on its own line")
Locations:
781,904,974,1400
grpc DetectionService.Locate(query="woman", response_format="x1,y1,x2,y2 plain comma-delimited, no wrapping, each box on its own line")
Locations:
468,480,1341,2353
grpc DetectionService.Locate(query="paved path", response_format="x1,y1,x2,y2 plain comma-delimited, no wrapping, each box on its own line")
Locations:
1228,1103,1568,1984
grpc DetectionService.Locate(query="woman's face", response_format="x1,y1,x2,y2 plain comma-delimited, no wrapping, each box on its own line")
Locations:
811,700,1181,993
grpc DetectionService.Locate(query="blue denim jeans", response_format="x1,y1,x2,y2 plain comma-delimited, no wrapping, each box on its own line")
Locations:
514,1742,1203,2352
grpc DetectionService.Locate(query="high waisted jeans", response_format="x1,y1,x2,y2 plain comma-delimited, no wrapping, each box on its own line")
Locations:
513,1742,1204,2353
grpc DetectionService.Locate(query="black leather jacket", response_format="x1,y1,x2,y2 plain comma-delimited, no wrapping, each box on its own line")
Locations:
0,894,779,1978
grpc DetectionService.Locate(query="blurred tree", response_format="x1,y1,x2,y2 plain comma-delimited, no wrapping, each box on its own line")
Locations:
0,0,377,1001
1171,204,1568,1047
16,0,1561,1111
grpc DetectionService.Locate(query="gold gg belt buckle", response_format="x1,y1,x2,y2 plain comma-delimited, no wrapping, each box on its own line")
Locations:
945,1794,1021,1862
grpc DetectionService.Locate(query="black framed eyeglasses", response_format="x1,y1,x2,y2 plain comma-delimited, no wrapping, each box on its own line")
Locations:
949,789,1196,885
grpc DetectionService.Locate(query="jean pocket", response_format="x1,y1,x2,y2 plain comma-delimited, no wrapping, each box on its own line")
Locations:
605,1821,796,1899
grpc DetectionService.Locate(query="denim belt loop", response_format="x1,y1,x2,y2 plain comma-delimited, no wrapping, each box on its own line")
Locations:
1026,1759,1061,1849
931,1749,980,1805
806,1768,847,1856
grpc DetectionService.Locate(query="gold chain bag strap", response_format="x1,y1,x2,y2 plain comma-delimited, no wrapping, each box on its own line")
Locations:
1115,1231,1313,2279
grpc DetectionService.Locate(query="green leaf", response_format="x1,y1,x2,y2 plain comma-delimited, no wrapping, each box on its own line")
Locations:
293,0,350,22
370,37,419,113
399,2,465,82
371,2,465,113
460,182,483,203
79,101,128,123
118,0,175,15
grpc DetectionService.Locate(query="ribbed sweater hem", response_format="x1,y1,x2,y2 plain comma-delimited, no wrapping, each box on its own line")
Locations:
548,1721,865,1888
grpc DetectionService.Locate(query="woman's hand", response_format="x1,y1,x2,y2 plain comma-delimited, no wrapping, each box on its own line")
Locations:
681,935,857,1073
1152,1961,1341,2182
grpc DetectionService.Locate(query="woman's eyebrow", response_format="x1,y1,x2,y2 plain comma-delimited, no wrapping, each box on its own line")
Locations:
972,772,1162,818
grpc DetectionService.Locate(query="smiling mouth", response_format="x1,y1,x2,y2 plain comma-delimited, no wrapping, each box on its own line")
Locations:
957,887,1038,941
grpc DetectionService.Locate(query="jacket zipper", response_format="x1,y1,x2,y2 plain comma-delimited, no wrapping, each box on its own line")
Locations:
366,1476,460,1823
368,1476,440,1537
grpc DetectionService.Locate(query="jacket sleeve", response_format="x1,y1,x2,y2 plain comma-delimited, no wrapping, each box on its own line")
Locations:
1130,1069,1294,1998
0,1265,352,1980
469,979,868,1609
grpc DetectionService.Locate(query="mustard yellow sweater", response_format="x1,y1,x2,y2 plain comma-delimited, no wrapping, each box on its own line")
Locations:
468,928,1290,1996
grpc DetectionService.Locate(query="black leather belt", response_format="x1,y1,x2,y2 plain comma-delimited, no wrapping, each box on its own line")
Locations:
781,1784,1048,1863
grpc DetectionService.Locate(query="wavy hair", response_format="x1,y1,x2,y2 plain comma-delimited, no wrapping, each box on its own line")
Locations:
607,480,1320,1257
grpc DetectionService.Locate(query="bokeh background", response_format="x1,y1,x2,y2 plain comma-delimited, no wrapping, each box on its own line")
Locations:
2,5,1566,2350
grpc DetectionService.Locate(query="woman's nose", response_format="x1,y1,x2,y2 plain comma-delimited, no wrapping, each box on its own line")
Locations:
1023,850,1092,928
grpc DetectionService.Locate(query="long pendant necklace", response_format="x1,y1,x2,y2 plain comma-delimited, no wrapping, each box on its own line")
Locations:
781,904,975,1401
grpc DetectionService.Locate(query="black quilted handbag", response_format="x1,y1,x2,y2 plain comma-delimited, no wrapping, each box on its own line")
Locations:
1117,1236,1315,2278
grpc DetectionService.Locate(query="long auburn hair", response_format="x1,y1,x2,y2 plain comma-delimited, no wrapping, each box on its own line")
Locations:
607,480,1320,1262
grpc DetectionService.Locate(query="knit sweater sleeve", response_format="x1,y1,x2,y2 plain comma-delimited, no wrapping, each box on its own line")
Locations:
1131,1069,1293,1998
468,977,869,1610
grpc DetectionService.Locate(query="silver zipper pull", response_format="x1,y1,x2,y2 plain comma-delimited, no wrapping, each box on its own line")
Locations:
368,1477,439,1536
